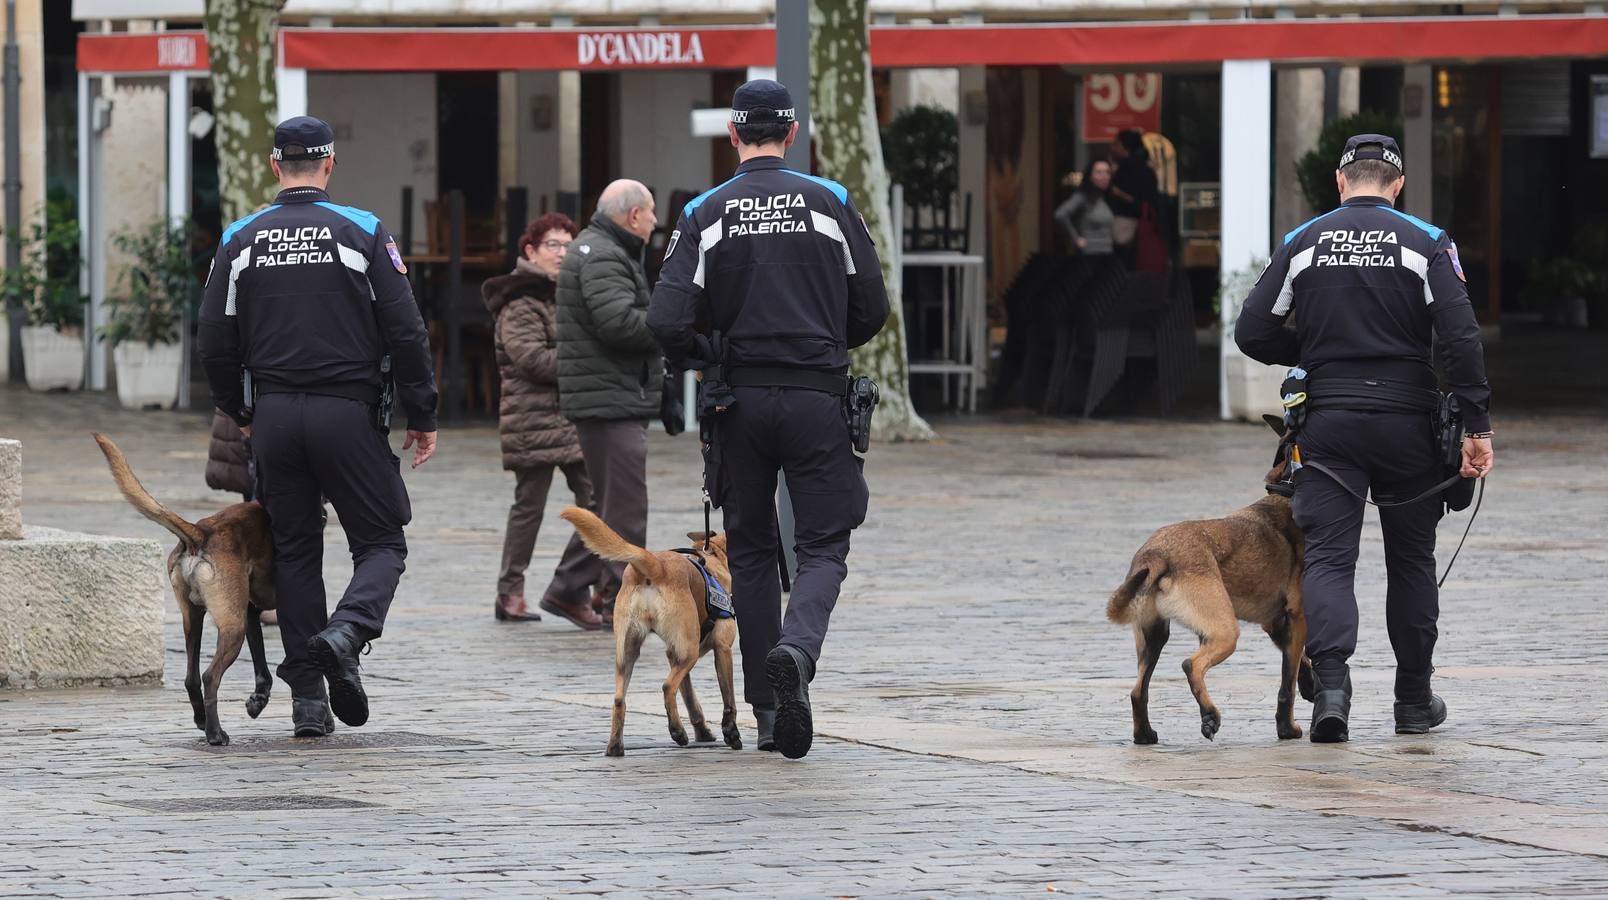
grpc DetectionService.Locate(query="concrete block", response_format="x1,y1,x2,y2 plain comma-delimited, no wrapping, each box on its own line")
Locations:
0,439,19,540
0,525,166,688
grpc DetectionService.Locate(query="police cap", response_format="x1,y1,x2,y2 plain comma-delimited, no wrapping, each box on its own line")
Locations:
273,116,335,161
1339,133,1403,173
731,79,796,126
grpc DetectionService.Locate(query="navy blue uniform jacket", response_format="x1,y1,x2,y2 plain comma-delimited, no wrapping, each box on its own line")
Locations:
646,156,890,372
198,187,438,433
1234,195,1491,434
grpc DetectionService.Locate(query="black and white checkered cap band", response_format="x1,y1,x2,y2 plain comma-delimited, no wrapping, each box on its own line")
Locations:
731,108,796,124
273,142,335,161
1339,147,1403,171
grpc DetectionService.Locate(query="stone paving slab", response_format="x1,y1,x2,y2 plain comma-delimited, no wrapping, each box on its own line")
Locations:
1,386,1606,895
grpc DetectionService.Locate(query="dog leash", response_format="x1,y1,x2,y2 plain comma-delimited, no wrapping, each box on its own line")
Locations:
1299,459,1485,586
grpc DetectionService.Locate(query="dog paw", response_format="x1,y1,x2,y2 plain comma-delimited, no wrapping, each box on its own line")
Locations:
669,726,689,747
693,724,717,743
207,730,230,747
245,694,269,719
724,724,742,750
605,742,625,758
1277,722,1303,740
1200,710,1221,741
1134,728,1159,745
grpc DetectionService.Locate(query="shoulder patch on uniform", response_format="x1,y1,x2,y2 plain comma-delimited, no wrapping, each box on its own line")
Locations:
313,201,380,235
386,238,408,274
1447,241,1466,283
664,229,681,259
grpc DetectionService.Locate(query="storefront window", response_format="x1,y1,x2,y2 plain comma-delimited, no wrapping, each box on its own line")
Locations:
1432,65,1491,313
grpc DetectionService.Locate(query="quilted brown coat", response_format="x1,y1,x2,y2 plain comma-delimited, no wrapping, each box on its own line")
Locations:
205,411,253,498
484,260,585,470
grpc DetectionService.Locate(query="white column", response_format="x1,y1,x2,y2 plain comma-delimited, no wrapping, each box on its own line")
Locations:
79,72,101,390
276,67,308,123
1401,64,1434,222
168,72,192,407
1218,59,1272,420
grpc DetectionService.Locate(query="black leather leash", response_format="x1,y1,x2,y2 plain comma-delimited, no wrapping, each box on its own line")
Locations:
1299,458,1485,587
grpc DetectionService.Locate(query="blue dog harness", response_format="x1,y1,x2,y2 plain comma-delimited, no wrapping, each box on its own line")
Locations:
674,549,734,639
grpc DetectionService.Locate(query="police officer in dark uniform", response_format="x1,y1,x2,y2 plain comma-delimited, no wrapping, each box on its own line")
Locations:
647,80,890,759
1236,134,1493,743
198,116,439,737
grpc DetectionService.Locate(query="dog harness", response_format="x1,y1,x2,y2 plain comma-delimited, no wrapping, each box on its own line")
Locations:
673,549,735,640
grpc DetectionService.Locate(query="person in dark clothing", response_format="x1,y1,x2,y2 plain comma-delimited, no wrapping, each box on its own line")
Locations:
1107,129,1158,251
1235,133,1493,743
648,79,890,759
197,116,438,737
555,179,661,626
484,213,604,629
205,411,254,502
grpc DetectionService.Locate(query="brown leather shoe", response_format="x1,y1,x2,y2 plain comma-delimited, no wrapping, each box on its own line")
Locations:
539,595,605,630
495,593,542,622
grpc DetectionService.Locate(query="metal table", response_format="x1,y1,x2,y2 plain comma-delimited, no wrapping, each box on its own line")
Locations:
902,251,986,412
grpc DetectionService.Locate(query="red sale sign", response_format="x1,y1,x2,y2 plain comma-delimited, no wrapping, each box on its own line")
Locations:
1083,73,1162,143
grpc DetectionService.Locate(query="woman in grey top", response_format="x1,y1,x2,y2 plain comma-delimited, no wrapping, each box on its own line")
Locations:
1053,159,1115,256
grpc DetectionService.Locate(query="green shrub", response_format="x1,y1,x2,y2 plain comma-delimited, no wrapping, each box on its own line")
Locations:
2,196,87,331
881,104,958,211
102,219,202,348
1295,111,1404,215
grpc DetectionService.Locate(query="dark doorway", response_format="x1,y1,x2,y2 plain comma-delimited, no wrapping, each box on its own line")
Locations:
580,72,619,222
437,71,500,248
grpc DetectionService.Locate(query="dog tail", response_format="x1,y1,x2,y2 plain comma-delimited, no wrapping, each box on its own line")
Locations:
560,506,665,583
92,432,205,555
1107,558,1165,624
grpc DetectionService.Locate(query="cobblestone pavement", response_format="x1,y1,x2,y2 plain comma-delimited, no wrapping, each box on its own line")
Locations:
2,385,1606,896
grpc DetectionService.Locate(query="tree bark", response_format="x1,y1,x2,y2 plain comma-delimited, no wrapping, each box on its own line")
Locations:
204,0,283,223
811,0,934,442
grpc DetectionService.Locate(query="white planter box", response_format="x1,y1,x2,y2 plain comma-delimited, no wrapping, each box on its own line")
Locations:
1225,354,1287,422
113,341,184,410
21,326,84,392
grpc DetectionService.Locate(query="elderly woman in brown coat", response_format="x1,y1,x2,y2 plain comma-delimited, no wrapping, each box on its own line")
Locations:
483,213,604,629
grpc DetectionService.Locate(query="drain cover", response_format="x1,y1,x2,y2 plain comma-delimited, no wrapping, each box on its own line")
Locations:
110,795,379,813
193,730,481,753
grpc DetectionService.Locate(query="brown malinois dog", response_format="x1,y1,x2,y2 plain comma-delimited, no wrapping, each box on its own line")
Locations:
93,434,277,746
1107,415,1315,744
560,507,741,758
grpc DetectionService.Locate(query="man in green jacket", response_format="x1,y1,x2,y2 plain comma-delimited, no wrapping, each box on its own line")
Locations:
556,179,662,623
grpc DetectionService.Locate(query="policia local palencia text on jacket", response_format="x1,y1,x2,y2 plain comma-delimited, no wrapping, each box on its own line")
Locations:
647,78,891,759
1233,133,1491,743
198,129,437,728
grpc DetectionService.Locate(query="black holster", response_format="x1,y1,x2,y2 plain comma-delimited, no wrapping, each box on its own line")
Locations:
374,355,395,435
1438,394,1477,511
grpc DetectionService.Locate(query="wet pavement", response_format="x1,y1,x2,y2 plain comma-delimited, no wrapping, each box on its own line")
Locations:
2,384,1605,896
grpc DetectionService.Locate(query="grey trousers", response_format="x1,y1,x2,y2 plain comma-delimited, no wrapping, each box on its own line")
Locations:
573,418,650,604
497,460,597,604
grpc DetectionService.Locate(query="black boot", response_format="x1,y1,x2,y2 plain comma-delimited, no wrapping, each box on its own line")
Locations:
754,706,778,752
766,644,814,759
1394,670,1447,734
308,622,371,728
292,688,335,738
1310,657,1351,743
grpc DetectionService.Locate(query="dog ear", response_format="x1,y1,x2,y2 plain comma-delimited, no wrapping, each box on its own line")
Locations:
1262,414,1287,437
686,531,713,547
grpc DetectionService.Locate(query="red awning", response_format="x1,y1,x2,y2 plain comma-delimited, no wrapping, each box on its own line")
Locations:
78,16,1608,74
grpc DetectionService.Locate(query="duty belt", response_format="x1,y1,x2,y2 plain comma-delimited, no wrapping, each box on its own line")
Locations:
728,367,849,396
1305,377,1439,414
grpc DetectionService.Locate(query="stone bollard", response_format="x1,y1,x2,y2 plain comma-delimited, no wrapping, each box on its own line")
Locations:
0,438,166,688
0,439,20,540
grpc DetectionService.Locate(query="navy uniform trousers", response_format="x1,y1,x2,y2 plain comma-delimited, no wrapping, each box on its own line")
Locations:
718,386,869,708
252,392,412,695
1292,409,1444,685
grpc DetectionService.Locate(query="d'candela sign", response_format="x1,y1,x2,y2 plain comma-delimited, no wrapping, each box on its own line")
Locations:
577,32,706,67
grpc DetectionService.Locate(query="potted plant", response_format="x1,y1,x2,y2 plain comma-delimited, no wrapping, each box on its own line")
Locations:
1296,111,1404,215
102,219,200,410
2,198,87,391
1216,257,1286,421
